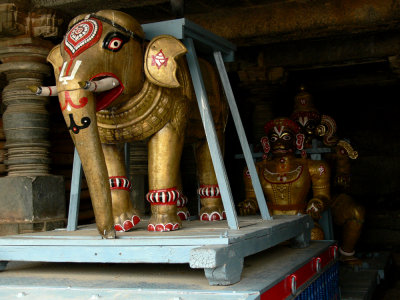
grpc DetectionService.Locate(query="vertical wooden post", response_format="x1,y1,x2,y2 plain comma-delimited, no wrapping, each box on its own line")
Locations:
213,51,271,220
184,38,239,230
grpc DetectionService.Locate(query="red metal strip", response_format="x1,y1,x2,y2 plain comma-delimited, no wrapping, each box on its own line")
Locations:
261,244,337,299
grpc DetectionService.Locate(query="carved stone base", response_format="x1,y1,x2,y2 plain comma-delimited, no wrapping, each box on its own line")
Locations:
0,219,66,236
0,175,66,233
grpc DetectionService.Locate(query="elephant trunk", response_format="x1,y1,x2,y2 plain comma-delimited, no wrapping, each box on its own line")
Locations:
58,89,115,238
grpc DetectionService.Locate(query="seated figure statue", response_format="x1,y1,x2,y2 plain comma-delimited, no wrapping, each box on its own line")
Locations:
239,117,331,240
290,86,365,265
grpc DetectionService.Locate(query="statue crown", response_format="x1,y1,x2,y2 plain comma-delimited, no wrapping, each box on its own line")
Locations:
264,117,300,134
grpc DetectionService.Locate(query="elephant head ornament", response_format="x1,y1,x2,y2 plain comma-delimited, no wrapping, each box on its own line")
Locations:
43,10,228,238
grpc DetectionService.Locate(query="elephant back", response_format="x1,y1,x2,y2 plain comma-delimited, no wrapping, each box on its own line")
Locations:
96,56,227,144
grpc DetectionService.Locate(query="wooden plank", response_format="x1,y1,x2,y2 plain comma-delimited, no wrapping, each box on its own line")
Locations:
142,18,236,62
190,217,311,268
0,287,259,300
0,241,334,299
0,245,194,263
0,216,312,286
67,148,82,231
213,51,270,221
0,215,309,246
184,37,239,230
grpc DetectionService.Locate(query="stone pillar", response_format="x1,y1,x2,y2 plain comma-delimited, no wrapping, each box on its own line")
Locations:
0,3,66,235
0,40,53,175
0,79,5,177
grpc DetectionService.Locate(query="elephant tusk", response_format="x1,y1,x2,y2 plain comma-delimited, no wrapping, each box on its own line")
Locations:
79,77,120,93
27,85,58,96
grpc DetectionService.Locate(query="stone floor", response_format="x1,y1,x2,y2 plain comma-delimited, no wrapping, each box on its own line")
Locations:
339,251,396,300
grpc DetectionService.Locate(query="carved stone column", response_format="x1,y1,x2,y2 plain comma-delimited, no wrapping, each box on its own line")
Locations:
0,78,5,177
0,3,66,235
0,39,53,175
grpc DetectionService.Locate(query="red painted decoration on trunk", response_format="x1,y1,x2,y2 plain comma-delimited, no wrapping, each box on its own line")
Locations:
60,91,88,111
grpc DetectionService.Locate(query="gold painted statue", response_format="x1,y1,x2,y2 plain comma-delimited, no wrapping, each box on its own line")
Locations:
31,10,228,238
290,86,365,265
240,117,331,239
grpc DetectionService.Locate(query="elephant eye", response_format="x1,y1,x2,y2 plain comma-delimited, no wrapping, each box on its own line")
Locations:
103,32,129,52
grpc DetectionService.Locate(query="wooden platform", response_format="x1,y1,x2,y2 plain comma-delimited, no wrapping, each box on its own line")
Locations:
0,215,312,286
0,240,335,300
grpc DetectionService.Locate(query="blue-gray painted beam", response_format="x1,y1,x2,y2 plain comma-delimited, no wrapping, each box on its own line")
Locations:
0,261,7,271
66,148,83,231
0,245,194,264
184,38,239,230
0,215,309,247
204,257,244,286
0,241,334,298
0,286,259,300
189,215,312,269
0,215,313,285
213,51,271,221
234,144,263,160
319,208,335,240
142,18,236,62
0,216,311,265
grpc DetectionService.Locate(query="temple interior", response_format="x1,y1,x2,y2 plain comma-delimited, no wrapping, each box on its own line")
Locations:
1,0,400,298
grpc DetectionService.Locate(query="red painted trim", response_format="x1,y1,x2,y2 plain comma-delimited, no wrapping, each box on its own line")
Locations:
60,91,88,111
64,19,103,59
150,201,178,206
89,72,124,111
65,59,74,77
260,244,337,299
110,187,131,191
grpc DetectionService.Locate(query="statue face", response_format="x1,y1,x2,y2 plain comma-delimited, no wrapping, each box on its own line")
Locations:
293,115,320,145
52,13,144,110
268,126,295,156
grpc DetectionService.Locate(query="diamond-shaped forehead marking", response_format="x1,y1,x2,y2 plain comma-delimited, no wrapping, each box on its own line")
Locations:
70,24,90,42
64,19,103,59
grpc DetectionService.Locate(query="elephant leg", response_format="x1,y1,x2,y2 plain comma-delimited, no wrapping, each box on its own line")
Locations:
102,143,141,232
194,139,225,221
176,170,190,221
147,123,184,232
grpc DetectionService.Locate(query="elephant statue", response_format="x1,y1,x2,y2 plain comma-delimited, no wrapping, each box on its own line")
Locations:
32,10,228,238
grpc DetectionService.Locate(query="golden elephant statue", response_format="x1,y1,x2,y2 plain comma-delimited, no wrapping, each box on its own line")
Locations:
33,10,228,238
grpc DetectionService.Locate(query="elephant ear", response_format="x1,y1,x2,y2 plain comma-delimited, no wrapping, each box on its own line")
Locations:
47,45,63,79
144,35,187,88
